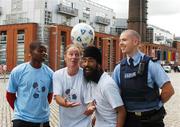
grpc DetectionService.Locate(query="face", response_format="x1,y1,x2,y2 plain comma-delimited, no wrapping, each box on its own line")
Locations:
65,47,81,68
31,46,47,63
81,57,97,78
119,32,139,56
82,55,103,83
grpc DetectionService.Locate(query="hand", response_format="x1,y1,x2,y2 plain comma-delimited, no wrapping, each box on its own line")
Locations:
84,100,96,116
66,101,81,107
65,98,81,107
84,105,96,116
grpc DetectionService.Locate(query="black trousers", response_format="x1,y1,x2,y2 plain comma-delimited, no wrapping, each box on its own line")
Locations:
124,107,166,127
12,119,50,127
124,115,164,127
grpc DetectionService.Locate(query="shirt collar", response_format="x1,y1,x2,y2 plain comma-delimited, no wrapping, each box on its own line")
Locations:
127,51,144,66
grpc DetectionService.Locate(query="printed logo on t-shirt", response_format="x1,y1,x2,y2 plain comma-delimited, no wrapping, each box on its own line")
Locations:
32,82,46,98
65,88,77,101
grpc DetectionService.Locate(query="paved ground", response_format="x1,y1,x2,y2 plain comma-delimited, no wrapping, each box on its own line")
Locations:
0,72,180,127
164,72,180,127
0,76,59,127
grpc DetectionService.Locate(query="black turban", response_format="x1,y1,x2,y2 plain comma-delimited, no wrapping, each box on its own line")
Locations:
83,46,102,65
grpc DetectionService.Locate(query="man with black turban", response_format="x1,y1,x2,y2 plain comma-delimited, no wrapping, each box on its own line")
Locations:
82,46,126,127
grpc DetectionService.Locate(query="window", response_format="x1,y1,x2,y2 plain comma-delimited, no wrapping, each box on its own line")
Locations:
83,7,90,19
44,11,52,25
11,0,23,12
17,30,25,65
0,31,7,64
79,19,86,23
60,32,66,68
99,24,105,33
45,2,47,8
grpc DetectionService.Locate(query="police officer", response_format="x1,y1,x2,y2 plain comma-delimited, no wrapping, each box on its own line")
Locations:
112,29,174,127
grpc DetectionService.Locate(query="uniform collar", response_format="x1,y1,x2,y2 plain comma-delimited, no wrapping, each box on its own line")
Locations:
127,51,144,66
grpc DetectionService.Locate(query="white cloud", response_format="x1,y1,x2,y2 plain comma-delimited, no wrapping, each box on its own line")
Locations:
148,14,180,36
92,0,180,36
148,0,180,15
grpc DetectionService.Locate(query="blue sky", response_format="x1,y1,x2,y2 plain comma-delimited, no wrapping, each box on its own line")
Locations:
93,0,180,36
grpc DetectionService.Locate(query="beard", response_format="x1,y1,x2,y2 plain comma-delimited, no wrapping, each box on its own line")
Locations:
83,65,103,83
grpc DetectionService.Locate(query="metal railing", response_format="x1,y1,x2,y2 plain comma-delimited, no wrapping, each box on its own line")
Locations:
95,16,110,25
57,4,78,17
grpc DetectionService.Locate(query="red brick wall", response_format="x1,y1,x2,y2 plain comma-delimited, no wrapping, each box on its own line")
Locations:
0,23,38,71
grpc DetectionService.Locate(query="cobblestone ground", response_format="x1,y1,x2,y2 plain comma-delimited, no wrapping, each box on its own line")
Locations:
164,72,180,127
0,78,59,127
0,72,180,127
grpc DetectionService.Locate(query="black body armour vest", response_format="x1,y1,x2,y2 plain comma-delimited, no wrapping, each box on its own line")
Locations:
120,55,160,110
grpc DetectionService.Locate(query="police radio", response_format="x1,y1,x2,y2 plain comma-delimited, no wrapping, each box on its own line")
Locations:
137,61,145,75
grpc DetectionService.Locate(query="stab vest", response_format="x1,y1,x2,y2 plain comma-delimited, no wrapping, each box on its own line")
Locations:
120,55,160,111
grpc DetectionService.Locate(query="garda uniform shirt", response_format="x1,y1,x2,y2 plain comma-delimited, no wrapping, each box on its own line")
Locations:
112,51,170,112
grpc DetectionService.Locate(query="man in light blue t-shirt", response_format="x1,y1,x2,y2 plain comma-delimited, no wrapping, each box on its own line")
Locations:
6,41,54,127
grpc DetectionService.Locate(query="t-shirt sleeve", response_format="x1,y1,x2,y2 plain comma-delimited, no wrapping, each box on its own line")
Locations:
53,72,63,96
149,61,170,88
6,70,18,93
103,80,124,109
49,76,53,93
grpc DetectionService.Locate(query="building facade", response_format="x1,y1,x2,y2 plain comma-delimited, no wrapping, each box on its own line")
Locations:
0,0,179,72
0,23,38,71
0,0,119,71
111,18,127,36
147,24,174,46
0,0,116,35
0,23,121,71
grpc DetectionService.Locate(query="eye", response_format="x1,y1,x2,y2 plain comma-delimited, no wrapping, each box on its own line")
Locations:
75,53,79,57
82,59,86,63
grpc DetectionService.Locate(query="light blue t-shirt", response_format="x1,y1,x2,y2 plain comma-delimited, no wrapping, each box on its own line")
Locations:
112,51,170,112
7,62,53,123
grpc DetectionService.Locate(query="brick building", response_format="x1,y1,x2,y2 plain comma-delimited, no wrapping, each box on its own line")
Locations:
0,23,37,71
0,23,121,72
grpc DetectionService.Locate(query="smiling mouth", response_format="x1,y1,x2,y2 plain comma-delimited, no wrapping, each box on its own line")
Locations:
71,60,78,63
84,68,92,72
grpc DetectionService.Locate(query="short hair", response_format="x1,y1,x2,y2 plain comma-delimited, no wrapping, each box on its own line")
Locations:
29,41,47,53
121,29,141,42
64,43,83,56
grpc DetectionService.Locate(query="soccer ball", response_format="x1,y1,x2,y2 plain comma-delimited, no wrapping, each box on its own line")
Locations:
71,23,95,47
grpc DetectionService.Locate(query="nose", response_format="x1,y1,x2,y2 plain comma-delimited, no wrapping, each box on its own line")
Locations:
82,60,89,68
